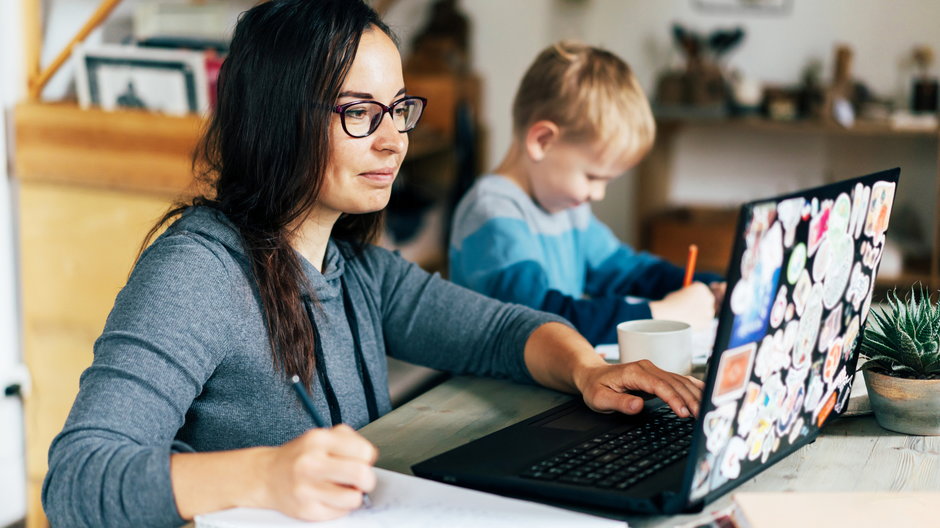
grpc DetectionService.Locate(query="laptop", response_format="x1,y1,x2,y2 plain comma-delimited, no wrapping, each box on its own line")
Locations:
413,167,900,515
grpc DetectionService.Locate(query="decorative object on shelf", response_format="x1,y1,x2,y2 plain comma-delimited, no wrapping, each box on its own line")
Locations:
654,23,744,119
75,43,210,116
910,45,939,114
132,0,253,53
796,59,825,120
860,284,940,435
693,0,792,15
404,0,470,75
728,70,762,116
762,85,799,121
824,44,874,128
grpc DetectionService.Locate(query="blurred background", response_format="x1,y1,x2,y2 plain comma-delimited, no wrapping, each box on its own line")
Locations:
3,1,940,526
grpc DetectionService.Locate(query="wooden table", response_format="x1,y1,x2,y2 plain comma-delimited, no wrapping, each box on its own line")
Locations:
359,376,940,527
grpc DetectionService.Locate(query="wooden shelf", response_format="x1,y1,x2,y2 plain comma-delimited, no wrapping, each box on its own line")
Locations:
14,101,204,197
656,116,940,138
636,115,940,292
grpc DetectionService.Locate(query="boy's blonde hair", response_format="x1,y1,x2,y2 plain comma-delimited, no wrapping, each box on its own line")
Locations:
512,41,655,159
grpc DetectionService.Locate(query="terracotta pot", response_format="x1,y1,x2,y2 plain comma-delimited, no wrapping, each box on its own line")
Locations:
863,368,940,435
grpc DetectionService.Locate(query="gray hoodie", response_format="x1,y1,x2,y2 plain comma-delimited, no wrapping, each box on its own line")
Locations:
42,206,565,527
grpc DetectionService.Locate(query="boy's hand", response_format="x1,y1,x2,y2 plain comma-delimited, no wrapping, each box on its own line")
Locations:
709,281,727,313
573,361,704,418
648,282,715,329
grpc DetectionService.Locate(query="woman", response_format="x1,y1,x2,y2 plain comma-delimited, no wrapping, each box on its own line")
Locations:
42,1,704,526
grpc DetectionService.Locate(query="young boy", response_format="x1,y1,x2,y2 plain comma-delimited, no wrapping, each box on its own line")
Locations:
449,41,724,346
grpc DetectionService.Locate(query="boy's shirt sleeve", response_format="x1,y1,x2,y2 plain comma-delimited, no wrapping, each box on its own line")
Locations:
582,215,722,299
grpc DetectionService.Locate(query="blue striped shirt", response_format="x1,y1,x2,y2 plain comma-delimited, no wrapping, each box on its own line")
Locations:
449,175,719,345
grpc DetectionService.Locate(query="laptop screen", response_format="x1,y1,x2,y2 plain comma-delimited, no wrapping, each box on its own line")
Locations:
686,168,899,505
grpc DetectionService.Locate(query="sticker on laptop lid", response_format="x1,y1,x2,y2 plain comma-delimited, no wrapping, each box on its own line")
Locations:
822,231,853,309
777,197,804,248
865,181,896,245
808,200,831,256
846,263,869,311
711,342,756,405
850,182,871,239
830,192,852,235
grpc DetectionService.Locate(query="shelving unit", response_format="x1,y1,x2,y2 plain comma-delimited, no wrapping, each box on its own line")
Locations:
635,116,940,294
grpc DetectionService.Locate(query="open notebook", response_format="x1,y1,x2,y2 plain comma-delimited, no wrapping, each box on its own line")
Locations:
194,467,625,528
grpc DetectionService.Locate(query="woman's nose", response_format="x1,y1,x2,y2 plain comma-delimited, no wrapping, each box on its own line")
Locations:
372,112,406,153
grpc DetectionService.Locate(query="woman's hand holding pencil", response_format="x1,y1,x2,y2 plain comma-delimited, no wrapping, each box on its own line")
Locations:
244,376,378,522
255,422,378,521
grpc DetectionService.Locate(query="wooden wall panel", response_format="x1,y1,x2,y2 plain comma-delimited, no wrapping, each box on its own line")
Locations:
19,182,172,527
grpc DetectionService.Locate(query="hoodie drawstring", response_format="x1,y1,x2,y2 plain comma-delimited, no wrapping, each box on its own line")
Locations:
304,275,379,425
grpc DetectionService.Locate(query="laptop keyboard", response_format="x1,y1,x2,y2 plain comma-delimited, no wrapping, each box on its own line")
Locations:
520,406,693,490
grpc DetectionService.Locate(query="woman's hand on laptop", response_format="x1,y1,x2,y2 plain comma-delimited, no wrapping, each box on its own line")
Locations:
523,322,704,420
649,282,715,329
575,361,705,419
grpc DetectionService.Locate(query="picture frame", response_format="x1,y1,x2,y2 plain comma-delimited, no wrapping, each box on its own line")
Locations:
75,44,209,116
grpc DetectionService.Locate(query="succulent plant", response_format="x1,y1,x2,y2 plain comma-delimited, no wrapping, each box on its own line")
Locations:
860,284,940,380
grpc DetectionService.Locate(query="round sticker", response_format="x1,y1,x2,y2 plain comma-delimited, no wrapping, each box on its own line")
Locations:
823,232,853,309
792,270,812,316
850,183,871,239
794,284,823,369
829,192,852,235
812,238,830,282
787,243,807,284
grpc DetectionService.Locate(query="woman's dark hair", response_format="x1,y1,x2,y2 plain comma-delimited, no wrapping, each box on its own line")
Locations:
141,0,393,387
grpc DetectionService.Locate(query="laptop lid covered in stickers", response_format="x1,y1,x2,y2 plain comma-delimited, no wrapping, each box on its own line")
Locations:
681,167,900,509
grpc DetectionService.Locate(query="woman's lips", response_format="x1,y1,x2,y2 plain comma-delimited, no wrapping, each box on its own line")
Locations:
359,168,396,184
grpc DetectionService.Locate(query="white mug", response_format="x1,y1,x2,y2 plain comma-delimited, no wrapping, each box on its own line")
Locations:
617,319,693,375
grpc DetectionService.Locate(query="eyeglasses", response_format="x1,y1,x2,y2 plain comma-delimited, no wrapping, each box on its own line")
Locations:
332,96,427,138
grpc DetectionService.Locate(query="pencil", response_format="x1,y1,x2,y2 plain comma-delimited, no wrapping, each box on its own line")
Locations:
683,244,698,287
291,375,327,427
290,375,372,508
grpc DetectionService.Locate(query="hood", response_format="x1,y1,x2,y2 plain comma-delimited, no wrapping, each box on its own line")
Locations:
170,206,345,301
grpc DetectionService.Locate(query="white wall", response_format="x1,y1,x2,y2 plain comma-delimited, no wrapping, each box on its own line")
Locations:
386,0,940,245
1,0,26,524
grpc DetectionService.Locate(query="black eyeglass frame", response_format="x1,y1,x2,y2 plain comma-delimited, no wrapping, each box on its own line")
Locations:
332,96,428,138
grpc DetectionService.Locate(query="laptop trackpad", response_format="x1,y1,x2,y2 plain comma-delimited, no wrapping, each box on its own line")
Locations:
533,396,663,431
532,403,633,431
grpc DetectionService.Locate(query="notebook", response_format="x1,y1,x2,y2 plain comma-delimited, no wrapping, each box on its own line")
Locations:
194,467,625,527
412,167,900,515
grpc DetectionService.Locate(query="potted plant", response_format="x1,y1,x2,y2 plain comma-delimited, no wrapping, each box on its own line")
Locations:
859,284,940,435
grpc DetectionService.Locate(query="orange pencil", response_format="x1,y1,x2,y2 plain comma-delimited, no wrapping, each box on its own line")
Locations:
683,244,698,287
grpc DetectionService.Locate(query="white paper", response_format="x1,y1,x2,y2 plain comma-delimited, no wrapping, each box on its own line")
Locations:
195,468,626,528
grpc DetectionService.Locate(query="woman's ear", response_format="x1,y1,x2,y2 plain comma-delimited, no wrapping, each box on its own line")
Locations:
524,121,561,162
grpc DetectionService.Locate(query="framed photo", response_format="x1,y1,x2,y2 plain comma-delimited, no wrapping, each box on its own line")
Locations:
75,44,209,116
